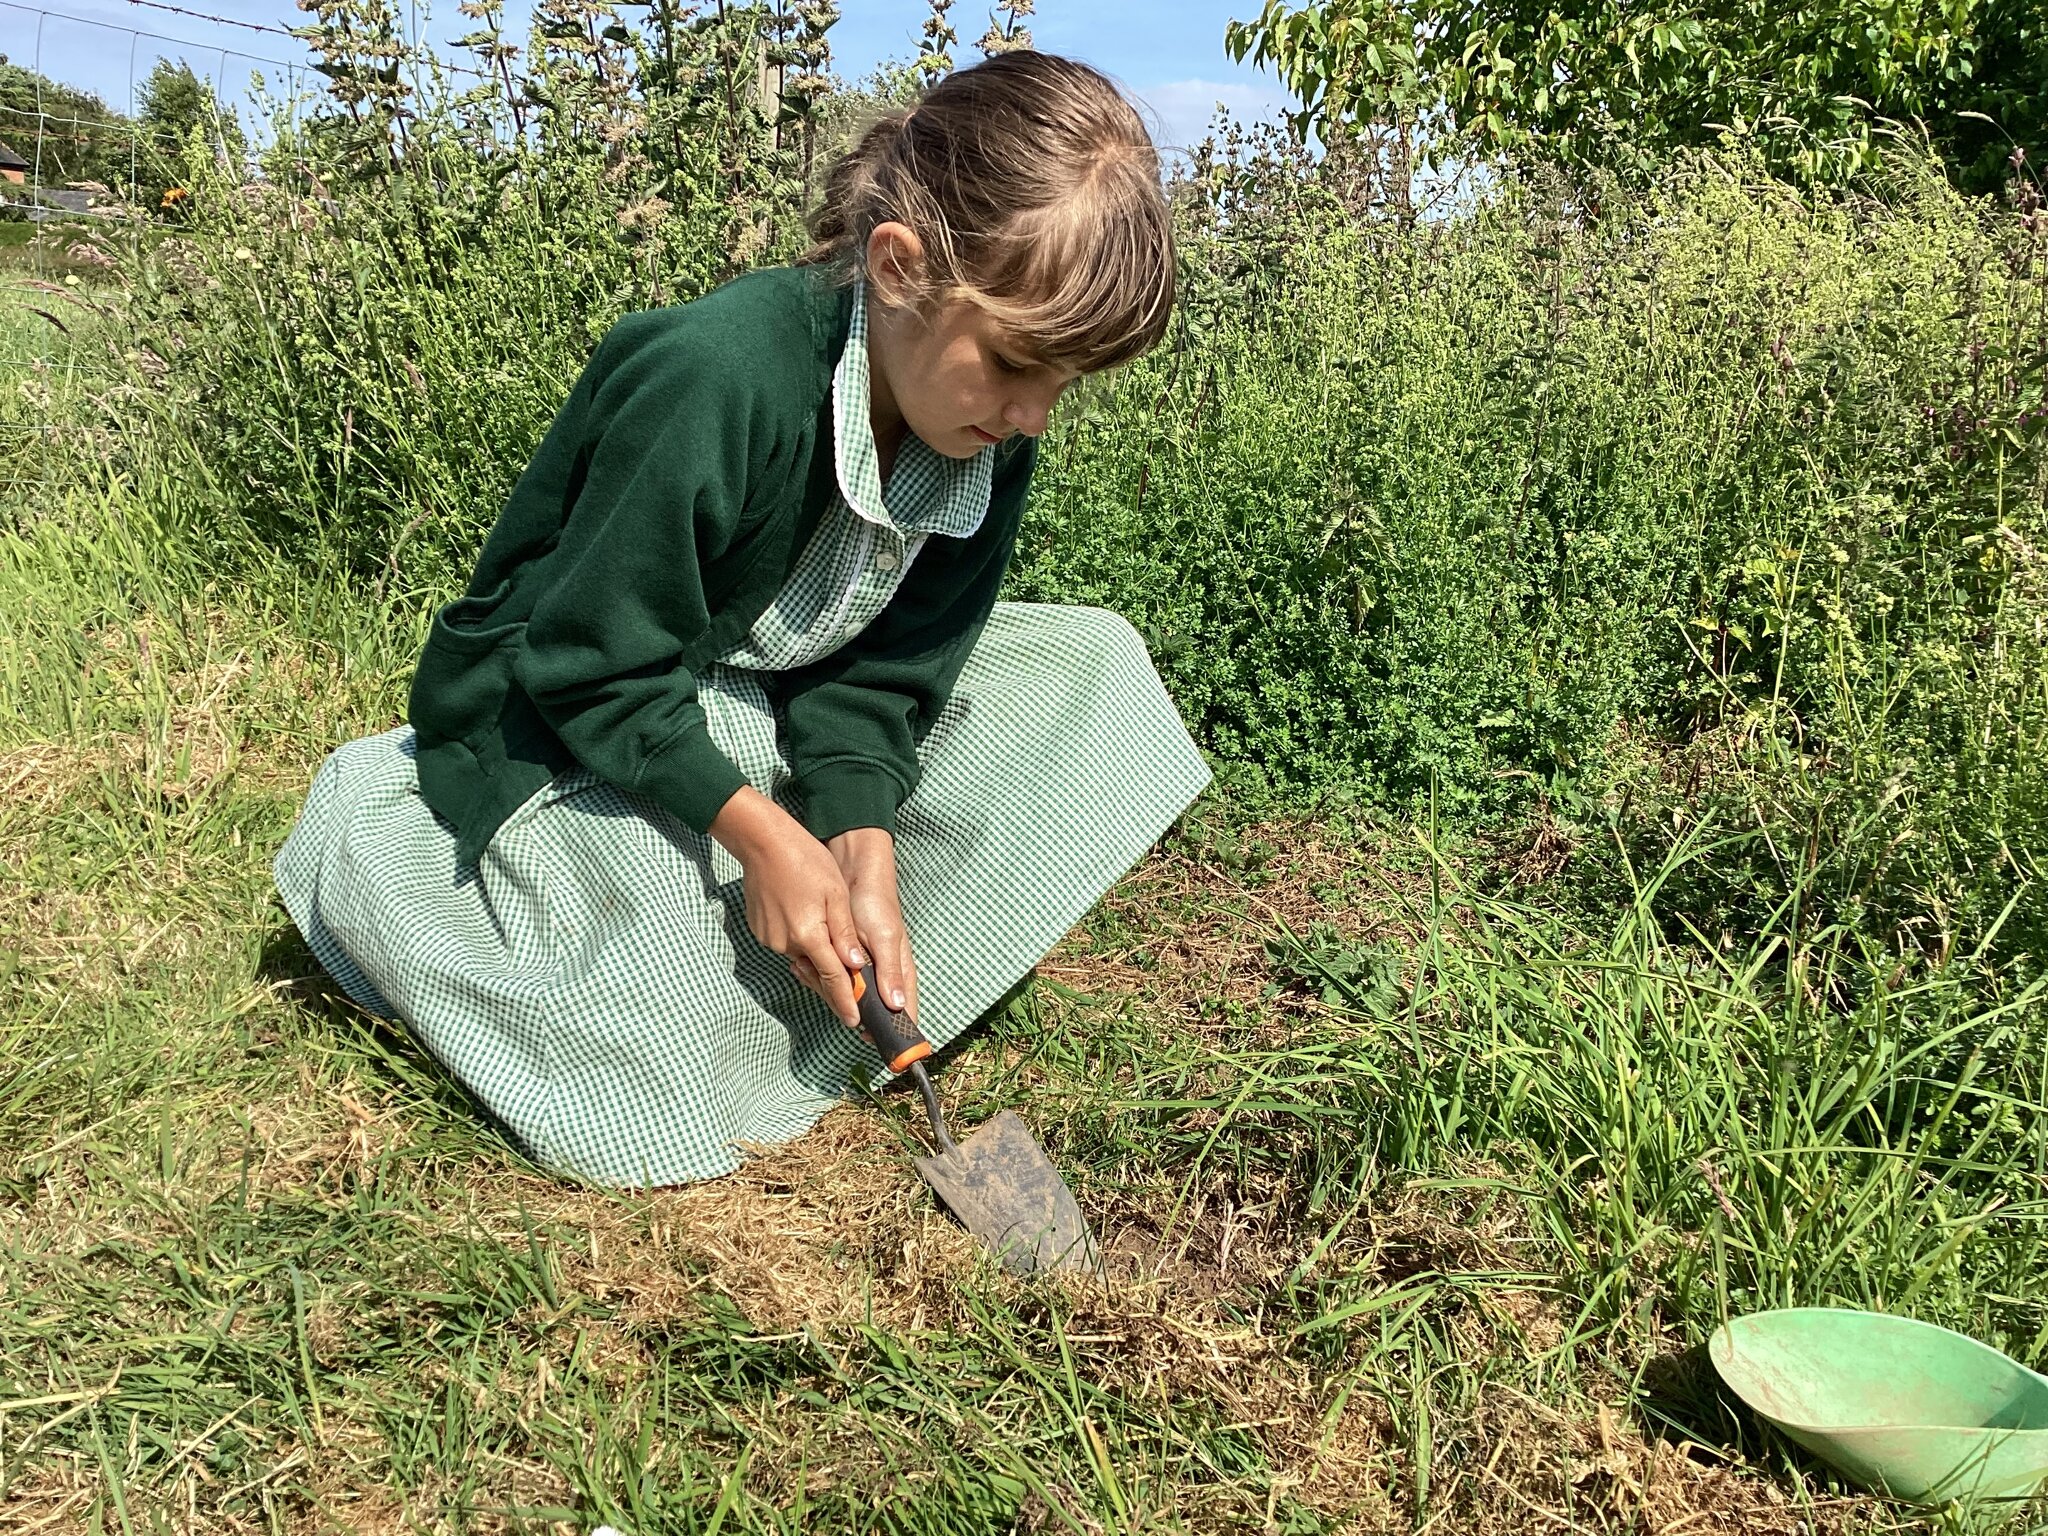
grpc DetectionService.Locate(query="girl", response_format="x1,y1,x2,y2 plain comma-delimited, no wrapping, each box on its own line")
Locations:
275,52,1210,1187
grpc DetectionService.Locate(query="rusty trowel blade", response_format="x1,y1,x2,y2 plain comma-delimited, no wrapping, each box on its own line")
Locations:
913,1110,1098,1276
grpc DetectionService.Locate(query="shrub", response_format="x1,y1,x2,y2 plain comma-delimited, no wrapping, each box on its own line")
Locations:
1011,138,2047,966
89,0,824,592
34,36,2048,979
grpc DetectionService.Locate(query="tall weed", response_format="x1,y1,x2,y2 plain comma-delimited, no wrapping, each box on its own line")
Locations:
70,0,820,591
1228,827,2048,1437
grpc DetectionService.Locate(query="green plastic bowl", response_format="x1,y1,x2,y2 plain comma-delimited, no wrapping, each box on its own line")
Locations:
1710,1308,2048,1505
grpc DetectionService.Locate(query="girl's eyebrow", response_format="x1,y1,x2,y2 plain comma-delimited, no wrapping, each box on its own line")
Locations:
1002,336,1074,376
984,321,1049,363
986,321,1080,379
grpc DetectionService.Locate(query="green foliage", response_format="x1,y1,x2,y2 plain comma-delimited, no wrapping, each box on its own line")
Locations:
0,56,134,191
2,459,1970,1528
763,0,844,191
1254,832,2048,1373
20,0,2046,1046
1014,133,2048,970
7,11,2048,1521
1224,0,2048,189
84,0,834,593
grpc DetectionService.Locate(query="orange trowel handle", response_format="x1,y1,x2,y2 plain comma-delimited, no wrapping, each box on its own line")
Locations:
853,963,932,1075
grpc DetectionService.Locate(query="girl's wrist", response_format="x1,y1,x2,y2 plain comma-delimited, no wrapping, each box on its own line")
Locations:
709,787,799,866
826,825,895,871
826,824,893,850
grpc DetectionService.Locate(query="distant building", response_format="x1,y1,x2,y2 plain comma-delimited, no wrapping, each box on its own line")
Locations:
0,141,25,186
10,188,94,223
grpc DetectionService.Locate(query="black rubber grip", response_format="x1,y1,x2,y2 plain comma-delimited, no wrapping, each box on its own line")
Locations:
856,963,931,1073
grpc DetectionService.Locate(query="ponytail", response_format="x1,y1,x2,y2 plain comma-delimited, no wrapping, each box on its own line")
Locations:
801,110,913,267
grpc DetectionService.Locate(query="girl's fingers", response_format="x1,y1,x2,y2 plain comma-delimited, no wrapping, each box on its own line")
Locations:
824,889,869,999
803,932,859,1027
874,929,916,1019
790,954,864,1032
802,884,860,1028
829,894,868,978
851,909,917,1028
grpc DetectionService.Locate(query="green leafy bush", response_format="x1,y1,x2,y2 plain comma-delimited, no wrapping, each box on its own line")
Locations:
35,25,2048,979
1225,0,2048,192
1012,137,2047,965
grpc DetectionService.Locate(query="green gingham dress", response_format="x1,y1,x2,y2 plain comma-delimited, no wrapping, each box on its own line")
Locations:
274,284,1211,1187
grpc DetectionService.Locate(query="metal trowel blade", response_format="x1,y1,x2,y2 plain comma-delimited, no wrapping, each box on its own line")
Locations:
913,1110,1098,1276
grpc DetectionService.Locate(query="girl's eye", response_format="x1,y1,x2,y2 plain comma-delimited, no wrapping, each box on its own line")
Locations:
993,351,1030,376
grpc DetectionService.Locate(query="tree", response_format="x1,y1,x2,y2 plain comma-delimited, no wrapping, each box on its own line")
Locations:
0,56,135,192
136,59,247,211
1225,0,2048,191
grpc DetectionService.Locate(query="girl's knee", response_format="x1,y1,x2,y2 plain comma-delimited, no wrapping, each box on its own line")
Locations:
1058,605,1151,668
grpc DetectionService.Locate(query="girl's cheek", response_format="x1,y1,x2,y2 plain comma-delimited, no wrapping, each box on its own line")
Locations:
957,378,995,420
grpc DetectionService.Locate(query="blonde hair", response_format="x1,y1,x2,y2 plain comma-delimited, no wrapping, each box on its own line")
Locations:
802,53,1175,375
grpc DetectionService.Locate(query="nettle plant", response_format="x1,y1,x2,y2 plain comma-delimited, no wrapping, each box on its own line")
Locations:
110,0,852,586
287,0,833,252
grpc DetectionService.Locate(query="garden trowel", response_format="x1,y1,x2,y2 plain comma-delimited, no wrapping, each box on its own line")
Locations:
854,964,1097,1275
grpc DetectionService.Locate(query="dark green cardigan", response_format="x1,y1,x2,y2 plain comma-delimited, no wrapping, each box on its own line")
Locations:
409,265,1037,865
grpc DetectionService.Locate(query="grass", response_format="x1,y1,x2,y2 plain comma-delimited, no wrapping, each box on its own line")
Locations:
0,220,123,279
2,459,2015,1534
1,256,127,523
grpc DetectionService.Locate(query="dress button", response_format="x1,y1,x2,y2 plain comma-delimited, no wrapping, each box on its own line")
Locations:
874,546,901,571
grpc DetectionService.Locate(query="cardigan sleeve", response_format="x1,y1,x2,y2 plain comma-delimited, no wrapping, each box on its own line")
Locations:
771,435,1037,841
509,312,790,833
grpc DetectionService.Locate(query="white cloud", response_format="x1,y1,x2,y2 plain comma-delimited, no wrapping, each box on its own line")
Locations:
1134,77,1294,156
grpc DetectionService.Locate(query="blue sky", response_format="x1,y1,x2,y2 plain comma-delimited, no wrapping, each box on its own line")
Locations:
829,2,1291,150
3,0,1291,156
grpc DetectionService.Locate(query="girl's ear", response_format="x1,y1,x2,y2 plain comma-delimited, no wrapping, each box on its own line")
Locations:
865,221,928,309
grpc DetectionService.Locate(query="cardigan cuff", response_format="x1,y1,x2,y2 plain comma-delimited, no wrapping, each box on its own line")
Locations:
635,719,752,834
797,759,908,842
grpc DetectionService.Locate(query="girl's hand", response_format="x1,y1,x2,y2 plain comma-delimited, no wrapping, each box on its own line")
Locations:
825,826,920,1026
709,788,866,1026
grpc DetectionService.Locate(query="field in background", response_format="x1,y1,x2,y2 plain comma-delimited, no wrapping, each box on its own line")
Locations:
2,5,2047,1528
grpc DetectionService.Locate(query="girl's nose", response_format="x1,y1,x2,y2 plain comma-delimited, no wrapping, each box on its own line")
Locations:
1003,390,1057,438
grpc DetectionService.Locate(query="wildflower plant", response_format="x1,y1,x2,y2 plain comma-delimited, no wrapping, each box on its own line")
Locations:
917,0,957,87
977,0,1033,57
